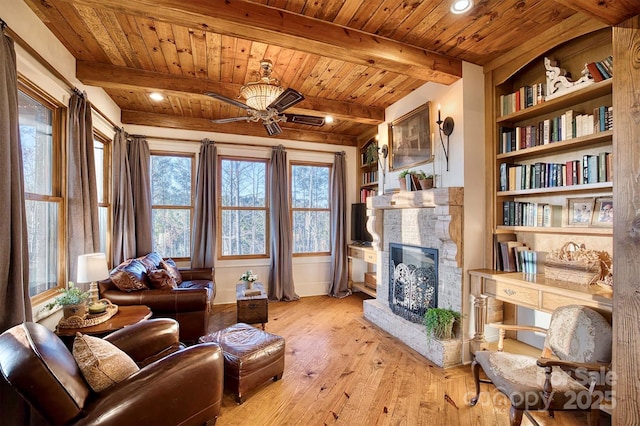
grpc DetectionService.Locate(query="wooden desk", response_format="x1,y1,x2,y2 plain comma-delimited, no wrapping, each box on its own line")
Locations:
469,269,612,353
55,305,152,339
236,283,268,329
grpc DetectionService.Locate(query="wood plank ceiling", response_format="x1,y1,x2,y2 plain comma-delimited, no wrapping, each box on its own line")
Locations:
23,0,640,145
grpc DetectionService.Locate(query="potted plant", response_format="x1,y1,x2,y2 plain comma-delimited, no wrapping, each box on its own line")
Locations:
416,170,434,190
423,308,461,340
239,270,259,289
45,282,89,319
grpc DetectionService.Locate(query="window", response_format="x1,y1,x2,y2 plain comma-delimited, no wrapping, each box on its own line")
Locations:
18,81,64,299
150,153,194,259
290,162,331,255
218,157,268,258
94,132,111,260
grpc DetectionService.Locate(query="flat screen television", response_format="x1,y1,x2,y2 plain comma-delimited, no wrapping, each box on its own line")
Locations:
351,203,372,245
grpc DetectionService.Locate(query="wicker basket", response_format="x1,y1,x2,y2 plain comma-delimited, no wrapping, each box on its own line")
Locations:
544,242,610,285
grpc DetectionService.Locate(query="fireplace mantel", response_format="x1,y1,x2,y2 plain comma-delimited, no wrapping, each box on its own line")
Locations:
367,187,463,210
366,188,463,266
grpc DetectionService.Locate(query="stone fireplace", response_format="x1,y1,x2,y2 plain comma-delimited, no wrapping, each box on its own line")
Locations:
363,188,464,368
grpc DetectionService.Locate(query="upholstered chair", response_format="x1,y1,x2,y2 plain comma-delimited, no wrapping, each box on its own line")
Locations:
470,305,612,426
0,319,224,426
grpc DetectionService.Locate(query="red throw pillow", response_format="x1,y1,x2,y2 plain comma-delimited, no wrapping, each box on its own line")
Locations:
160,258,183,285
110,259,149,292
147,269,177,290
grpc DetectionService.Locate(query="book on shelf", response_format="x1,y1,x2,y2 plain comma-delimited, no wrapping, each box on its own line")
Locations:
500,241,525,272
493,233,517,270
520,250,547,274
514,245,531,272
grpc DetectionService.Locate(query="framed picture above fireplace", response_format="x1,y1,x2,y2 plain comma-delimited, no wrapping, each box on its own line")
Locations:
388,102,434,171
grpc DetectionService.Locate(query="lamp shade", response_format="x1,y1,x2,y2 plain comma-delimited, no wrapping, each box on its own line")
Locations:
77,253,109,283
241,83,284,110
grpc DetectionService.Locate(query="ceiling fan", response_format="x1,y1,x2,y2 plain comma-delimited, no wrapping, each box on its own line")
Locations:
205,60,325,136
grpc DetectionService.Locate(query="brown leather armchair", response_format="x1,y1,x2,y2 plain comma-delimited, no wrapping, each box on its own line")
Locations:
99,253,215,343
0,319,223,426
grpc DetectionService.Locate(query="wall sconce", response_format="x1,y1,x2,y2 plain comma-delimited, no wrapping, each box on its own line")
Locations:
436,104,454,171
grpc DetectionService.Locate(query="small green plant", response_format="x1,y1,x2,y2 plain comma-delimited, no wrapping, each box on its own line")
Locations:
416,170,434,180
44,282,88,310
399,169,413,178
423,308,461,340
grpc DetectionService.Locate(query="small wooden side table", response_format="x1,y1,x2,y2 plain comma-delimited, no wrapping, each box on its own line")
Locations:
55,305,152,348
236,283,268,330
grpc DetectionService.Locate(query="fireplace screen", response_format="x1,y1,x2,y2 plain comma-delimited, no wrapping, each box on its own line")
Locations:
388,243,438,324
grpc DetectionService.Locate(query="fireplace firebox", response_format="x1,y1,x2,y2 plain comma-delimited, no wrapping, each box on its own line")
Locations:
388,243,438,325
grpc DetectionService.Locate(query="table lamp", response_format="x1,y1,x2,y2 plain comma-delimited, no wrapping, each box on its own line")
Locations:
77,253,109,305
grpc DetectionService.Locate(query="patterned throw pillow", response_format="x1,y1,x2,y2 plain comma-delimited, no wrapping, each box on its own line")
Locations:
72,333,139,392
160,258,183,285
147,268,177,290
110,259,148,292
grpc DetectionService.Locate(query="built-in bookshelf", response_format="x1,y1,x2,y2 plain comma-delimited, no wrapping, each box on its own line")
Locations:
359,138,378,203
490,28,614,272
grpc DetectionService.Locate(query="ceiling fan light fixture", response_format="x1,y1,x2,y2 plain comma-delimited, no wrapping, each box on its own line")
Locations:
240,59,285,111
450,0,473,14
240,83,284,111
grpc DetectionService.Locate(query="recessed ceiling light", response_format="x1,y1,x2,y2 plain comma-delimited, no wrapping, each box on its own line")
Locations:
325,115,334,123
450,0,473,14
149,92,164,101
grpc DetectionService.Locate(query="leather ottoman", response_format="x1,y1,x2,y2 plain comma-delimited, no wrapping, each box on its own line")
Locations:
199,323,285,404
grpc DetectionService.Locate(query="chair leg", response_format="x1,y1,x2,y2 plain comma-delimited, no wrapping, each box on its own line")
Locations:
470,359,481,406
509,406,524,426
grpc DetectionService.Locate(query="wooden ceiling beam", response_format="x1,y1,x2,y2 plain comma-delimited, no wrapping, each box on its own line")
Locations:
77,61,384,125
121,110,359,146
61,0,462,84
553,0,640,26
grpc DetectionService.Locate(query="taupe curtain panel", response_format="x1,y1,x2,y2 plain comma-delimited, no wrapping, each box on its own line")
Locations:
329,151,351,298
268,145,298,301
192,139,217,268
0,30,31,330
111,128,135,265
67,90,99,283
0,27,32,424
128,135,152,257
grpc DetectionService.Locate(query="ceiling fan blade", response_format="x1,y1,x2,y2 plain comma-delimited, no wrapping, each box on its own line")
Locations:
205,92,251,110
285,114,325,126
269,88,305,112
211,116,252,124
264,121,282,136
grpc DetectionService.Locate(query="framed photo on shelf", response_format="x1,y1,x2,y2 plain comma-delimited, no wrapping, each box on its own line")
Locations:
591,197,613,226
567,197,594,227
388,102,434,171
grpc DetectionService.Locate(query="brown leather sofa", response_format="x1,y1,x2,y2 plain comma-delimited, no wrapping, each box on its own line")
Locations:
99,252,215,343
0,319,224,426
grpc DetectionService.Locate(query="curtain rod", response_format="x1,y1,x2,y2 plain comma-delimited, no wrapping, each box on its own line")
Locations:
146,134,345,154
3,19,119,132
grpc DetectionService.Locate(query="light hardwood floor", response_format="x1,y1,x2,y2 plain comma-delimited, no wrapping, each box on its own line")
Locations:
208,293,610,426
